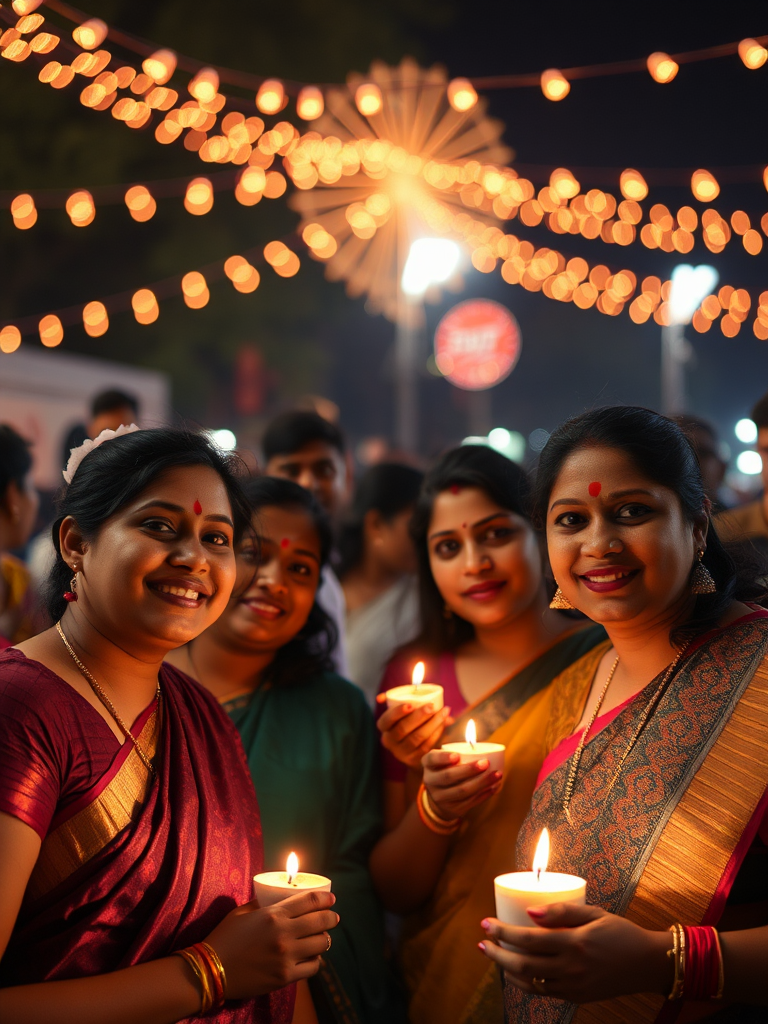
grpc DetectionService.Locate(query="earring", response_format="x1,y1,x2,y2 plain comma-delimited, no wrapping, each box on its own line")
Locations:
550,586,574,610
63,569,79,603
691,550,716,595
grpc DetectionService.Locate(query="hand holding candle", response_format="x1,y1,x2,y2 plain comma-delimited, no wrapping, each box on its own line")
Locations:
377,661,451,769
253,852,332,908
493,829,586,950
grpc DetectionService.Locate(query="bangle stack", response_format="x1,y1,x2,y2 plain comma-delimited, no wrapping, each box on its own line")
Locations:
417,783,461,835
666,923,724,1001
175,941,228,1013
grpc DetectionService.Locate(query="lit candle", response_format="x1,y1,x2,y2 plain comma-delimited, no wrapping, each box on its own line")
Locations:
385,660,444,711
253,851,332,908
442,718,505,773
494,829,586,950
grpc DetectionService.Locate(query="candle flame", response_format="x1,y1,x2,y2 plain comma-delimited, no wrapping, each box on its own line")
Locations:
465,718,477,748
286,851,299,884
532,828,550,881
412,661,425,687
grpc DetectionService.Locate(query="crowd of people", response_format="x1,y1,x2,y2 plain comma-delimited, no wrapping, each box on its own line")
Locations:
0,389,767,1024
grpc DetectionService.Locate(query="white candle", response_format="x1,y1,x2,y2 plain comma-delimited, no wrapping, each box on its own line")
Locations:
386,660,444,711
253,852,332,908
494,829,586,950
442,718,505,773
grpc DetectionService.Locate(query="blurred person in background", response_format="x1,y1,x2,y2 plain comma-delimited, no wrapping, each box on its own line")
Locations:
168,477,403,1024
262,410,352,676
31,389,142,601
0,425,40,647
674,415,731,509
59,389,140,472
339,463,424,706
717,390,768,554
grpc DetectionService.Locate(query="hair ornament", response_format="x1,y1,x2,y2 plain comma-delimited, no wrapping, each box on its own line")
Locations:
63,423,141,485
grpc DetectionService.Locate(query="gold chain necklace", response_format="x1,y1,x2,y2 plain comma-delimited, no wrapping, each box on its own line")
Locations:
562,642,690,823
56,621,159,776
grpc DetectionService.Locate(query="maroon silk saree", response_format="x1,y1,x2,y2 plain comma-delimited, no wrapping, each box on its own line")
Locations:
506,613,768,1024
0,656,294,1024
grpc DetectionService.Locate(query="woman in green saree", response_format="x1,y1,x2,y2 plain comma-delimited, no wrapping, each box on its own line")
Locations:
167,477,398,1024
369,445,605,1024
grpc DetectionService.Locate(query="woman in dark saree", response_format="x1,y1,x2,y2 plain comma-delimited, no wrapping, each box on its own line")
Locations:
480,407,768,1023
0,427,337,1024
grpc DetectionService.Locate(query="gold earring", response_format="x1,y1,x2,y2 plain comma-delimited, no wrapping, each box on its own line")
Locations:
691,550,716,595
550,587,574,610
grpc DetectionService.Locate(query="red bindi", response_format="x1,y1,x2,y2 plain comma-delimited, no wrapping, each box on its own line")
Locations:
450,484,461,494
280,538,290,549
193,500,202,515
588,482,601,497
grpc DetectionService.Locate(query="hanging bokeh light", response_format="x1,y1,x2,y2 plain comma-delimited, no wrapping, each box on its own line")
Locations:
297,85,324,120
447,78,478,111
691,169,720,202
72,18,107,50
0,326,22,354
39,314,63,347
540,69,570,101
647,52,679,83
738,38,768,70
82,300,109,337
132,288,159,324
143,49,176,84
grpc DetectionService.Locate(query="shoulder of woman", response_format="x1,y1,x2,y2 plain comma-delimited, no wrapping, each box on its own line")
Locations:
0,648,70,710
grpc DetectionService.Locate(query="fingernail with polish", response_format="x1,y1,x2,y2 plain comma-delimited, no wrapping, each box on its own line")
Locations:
450,753,460,763
493,771,503,781
527,907,545,919
477,759,489,770
404,704,412,713
477,942,486,953
480,918,490,930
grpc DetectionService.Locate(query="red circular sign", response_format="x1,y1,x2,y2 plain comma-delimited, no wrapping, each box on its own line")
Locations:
434,299,521,391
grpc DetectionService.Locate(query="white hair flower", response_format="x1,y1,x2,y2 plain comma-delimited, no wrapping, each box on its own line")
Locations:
62,423,141,484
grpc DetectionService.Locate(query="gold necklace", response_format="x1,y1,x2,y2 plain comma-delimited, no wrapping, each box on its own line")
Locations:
56,621,159,776
562,642,690,823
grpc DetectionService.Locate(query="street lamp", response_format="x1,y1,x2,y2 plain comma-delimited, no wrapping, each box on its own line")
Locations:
661,263,718,415
395,239,461,450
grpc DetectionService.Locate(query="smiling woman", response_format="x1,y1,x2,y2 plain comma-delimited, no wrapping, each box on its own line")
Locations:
0,429,339,1024
477,407,768,1024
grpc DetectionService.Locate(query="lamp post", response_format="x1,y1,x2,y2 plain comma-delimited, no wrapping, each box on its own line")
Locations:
396,238,461,451
661,264,718,416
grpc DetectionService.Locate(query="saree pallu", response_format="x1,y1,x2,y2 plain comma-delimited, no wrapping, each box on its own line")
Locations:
507,615,768,1024
0,663,293,1024
400,626,605,1024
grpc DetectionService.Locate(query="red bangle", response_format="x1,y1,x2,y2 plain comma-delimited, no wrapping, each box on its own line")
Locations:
191,942,226,1009
682,926,723,1000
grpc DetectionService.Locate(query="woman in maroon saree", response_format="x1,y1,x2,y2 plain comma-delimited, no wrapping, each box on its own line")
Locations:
479,407,768,1023
0,427,337,1024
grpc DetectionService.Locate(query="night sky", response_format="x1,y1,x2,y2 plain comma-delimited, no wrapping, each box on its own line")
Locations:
1,0,766,464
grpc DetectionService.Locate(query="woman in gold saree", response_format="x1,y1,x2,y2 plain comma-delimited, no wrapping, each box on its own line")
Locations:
369,445,604,1024
480,406,768,1023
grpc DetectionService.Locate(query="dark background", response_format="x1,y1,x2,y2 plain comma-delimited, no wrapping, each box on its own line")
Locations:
1,0,766,462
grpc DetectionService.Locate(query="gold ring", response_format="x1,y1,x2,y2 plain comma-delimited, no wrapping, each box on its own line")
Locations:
325,932,332,952
532,977,547,994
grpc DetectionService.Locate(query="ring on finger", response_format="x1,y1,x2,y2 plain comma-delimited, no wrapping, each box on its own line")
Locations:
532,977,547,994
324,932,332,953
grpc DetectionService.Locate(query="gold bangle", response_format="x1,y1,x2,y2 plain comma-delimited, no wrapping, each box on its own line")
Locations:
175,948,213,1014
201,941,228,999
666,923,685,1000
712,928,725,1000
417,784,460,835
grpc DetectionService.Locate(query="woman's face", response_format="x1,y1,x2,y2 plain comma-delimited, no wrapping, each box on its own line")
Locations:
220,504,322,654
75,465,237,652
427,486,542,630
546,445,706,630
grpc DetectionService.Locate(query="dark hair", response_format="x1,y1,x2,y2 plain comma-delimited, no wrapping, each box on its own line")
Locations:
409,445,532,653
0,424,32,503
90,389,140,419
241,475,338,685
45,428,252,621
338,462,424,578
262,410,346,462
751,391,768,430
532,406,766,644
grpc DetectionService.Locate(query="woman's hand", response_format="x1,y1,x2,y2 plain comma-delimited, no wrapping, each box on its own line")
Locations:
479,903,672,1004
204,890,339,999
422,749,502,820
375,697,452,768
